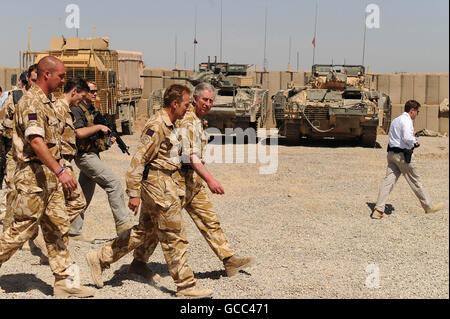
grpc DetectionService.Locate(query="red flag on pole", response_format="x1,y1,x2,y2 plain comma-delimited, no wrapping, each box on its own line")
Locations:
312,37,316,48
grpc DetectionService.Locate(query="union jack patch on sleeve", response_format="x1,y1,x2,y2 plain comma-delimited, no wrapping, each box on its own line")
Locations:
146,128,154,137
28,113,37,121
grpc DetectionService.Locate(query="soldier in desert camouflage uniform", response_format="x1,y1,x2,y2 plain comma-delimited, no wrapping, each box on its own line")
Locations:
86,84,213,298
133,82,255,277
0,56,94,298
54,78,89,225
0,65,37,228
23,78,89,265
0,65,50,263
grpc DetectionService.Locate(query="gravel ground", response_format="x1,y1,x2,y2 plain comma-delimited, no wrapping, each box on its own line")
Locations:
0,127,448,299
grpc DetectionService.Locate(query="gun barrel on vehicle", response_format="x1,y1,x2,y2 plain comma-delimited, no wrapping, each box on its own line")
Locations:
140,75,190,81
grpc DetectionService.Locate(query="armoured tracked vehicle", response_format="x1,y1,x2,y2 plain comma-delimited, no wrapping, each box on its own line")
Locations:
22,37,144,134
272,64,391,146
144,58,269,132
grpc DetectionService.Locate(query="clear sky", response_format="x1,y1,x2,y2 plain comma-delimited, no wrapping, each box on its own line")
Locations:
0,0,448,73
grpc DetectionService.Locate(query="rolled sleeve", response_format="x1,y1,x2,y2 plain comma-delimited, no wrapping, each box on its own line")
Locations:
25,126,45,139
23,104,46,140
179,123,196,164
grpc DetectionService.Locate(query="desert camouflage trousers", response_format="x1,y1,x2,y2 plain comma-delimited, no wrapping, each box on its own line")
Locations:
98,169,197,289
134,168,234,262
0,162,74,278
1,161,86,236
0,153,17,230
63,161,87,223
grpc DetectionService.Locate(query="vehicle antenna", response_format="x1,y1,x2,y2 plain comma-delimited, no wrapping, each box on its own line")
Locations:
263,6,268,72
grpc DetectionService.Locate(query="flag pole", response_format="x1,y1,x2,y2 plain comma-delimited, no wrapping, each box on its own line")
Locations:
288,36,291,70
263,6,268,72
193,6,198,71
312,1,318,66
175,34,178,69
220,0,223,62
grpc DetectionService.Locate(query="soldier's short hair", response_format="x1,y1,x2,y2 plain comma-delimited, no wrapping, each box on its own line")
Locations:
404,100,421,112
27,64,38,78
194,82,214,97
64,78,90,94
87,81,97,88
163,84,191,107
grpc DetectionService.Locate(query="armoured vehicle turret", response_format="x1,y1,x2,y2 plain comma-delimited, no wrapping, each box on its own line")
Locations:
272,64,392,146
144,57,269,132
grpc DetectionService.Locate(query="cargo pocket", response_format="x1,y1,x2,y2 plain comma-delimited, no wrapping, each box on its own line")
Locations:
157,177,183,231
141,173,171,209
157,202,183,232
172,170,186,197
13,182,44,221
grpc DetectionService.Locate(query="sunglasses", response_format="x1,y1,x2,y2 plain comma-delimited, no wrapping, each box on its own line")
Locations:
89,90,98,94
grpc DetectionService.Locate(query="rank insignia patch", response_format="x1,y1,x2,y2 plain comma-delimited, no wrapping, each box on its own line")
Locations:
28,113,37,121
146,128,154,137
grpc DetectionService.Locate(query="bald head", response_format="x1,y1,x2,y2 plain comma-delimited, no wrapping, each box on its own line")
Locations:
35,56,66,95
37,56,63,78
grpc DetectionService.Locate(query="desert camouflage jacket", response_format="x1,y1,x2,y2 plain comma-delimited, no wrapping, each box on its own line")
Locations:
12,85,64,163
176,104,208,165
126,108,181,198
54,98,77,158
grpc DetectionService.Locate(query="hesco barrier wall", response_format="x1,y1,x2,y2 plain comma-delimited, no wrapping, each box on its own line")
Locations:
1,66,448,134
0,67,21,92
140,69,449,135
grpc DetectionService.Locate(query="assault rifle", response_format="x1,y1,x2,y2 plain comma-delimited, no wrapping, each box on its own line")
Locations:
93,112,130,155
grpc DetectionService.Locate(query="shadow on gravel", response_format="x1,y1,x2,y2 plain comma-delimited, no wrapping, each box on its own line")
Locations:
104,263,170,286
194,269,225,280
147,262,170,277
279,137,383,149
104,264,177,297
366,202,395,216
103,265,149,287
0,273,53,296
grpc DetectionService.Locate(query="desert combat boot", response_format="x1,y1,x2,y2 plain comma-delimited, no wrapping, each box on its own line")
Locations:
371,209,384,219
425,202,444,214
176,285,213,299
128,259,160,285
53,279,95,298
223,255,256,277
86,250,104,288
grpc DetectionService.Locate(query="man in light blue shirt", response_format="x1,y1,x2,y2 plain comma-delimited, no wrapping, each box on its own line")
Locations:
0,72,27,109
372,100,443,219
